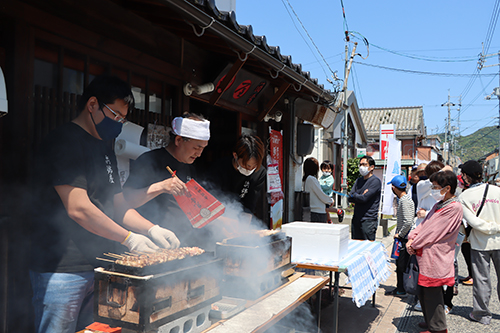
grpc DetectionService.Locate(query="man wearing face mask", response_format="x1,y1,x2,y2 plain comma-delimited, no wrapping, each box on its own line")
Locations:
29,75,180,333
205,135,267,221
348,155,382,240
458,160,500,325
123,113,211,246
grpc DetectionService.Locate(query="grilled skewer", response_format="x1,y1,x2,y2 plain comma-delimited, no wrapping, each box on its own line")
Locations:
106,247,205,268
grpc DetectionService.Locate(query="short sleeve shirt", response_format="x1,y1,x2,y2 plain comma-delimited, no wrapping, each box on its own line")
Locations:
31,122,121,272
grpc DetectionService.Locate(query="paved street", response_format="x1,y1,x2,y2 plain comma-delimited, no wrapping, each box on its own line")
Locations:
318,223,500,333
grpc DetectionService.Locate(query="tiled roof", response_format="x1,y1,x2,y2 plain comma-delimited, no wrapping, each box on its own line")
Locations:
359,106,425,137
186,0,328,91
118,0,335,102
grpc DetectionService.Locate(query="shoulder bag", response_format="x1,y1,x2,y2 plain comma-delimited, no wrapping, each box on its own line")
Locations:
403,255,420,295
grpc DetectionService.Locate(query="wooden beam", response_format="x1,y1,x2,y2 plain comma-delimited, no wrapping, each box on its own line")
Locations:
257,82,290,122
209,57,246,105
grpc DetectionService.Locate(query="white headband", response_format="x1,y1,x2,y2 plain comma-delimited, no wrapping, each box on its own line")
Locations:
172,117,210,141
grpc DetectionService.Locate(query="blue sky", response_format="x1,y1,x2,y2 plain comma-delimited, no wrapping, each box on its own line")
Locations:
234,1,500,137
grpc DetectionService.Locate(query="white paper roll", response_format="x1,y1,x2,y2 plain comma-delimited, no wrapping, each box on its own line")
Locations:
115,139,150,160
116,121,144,143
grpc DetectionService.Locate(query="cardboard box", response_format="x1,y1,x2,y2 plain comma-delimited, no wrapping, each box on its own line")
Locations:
281,222,349,262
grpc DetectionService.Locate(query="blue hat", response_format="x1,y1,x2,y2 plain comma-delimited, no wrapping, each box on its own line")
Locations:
387,175,407,189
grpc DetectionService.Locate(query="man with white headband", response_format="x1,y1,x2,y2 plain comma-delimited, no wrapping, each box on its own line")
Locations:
123,113,210,245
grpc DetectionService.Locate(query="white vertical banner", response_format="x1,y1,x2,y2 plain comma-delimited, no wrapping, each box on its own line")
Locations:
382,138,401,215
380,124,396,160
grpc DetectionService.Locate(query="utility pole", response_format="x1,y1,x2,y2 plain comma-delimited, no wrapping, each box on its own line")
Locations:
441,90,455,165
339,42,358,208
480,50,500,159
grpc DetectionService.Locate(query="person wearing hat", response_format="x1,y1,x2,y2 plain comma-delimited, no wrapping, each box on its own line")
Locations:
123,113,211,246
458,160,500,325
385,175,415,297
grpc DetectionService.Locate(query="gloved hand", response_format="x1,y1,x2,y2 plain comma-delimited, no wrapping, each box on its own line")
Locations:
148,225,181,249
121,231,159,253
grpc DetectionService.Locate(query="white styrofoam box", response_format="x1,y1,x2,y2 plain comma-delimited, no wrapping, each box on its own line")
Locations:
281,222,349,263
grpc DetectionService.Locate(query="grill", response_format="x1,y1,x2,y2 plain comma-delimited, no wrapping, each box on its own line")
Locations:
94,254,222,332
216,231,293,299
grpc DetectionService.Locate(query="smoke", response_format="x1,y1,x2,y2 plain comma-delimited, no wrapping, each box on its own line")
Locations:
197,187,268,252
265,302,319,333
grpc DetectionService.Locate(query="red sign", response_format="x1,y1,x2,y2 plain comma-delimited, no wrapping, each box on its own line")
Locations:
214,75,236,94
246,81,266,105
233,80,252,99
270,129,283,188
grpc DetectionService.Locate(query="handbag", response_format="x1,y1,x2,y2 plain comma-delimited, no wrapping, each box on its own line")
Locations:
403,255,420,295
465,184,489,237
390,238,402,259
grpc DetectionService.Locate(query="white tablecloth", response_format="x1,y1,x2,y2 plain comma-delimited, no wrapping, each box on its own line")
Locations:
294,240,390,307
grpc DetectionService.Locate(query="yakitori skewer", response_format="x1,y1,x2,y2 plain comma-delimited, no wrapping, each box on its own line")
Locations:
96,257,115,263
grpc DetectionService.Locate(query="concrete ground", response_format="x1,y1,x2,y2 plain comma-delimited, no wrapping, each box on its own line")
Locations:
316,218,500,333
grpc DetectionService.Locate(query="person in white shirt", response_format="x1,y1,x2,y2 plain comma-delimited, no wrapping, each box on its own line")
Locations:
416,161,445,226
303,157,334,223
459,160,500,325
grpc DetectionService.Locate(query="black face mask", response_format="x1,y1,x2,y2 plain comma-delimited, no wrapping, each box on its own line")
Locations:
91,109,123,141
419,175,428,181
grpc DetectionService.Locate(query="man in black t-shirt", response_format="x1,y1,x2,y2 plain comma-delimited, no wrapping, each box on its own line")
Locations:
30,76,180,333
123,114,210,246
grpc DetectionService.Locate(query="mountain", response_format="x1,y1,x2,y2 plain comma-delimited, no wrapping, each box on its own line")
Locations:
438,126,499,162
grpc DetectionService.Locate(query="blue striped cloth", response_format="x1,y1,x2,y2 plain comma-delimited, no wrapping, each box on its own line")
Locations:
294,240,390,307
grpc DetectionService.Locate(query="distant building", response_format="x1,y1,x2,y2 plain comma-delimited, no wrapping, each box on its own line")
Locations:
480,148,499,183
360,106,441,179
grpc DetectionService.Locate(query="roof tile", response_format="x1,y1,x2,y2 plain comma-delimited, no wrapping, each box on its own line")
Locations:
359,106,425,137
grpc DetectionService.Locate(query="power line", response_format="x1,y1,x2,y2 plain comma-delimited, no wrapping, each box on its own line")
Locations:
351,65,364,107
459,0,500,121
352,61,498,77
366,43,477,62
283,0,337,78
454,75,498,120
483,0,500,55
279,0,328,79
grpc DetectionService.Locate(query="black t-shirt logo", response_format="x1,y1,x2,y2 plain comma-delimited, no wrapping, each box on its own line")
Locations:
240,180,250,199
105,155,115,184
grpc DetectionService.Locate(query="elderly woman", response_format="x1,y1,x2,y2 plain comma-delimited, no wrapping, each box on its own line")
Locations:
407,170,463,333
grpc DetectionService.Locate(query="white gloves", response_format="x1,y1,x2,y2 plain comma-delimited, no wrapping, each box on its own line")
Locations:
121,232,159,253
148,225,181,249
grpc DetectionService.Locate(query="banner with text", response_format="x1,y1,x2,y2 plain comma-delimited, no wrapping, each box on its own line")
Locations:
382,138,402,215
380,124,396,160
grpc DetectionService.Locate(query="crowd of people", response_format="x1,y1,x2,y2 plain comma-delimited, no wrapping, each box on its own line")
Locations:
28,74,500,333
381,159,500,333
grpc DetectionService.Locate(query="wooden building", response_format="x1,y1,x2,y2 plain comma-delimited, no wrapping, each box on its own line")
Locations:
0,0,338,331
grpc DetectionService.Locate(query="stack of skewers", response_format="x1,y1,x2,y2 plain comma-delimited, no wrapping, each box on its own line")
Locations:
97,247,205,268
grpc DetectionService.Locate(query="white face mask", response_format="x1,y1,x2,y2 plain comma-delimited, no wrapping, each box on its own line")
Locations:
235,159,256,176
359,166,370,176
323,172,331,176
430,188,446,201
